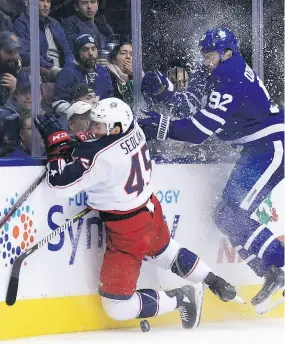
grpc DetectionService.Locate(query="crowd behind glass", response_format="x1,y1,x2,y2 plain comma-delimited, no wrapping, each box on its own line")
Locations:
0,0,283,161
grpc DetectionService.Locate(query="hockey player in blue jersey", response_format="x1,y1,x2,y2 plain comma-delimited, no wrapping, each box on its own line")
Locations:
139,27,284,313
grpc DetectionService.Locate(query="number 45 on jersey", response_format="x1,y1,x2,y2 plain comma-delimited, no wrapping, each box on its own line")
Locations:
125,144,152,196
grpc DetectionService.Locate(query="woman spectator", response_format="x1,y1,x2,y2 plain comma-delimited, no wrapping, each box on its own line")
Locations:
107,41,133,107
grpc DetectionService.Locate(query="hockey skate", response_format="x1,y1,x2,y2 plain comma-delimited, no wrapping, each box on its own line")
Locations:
204,272,245,304
166,283,204,329
251,266,285,314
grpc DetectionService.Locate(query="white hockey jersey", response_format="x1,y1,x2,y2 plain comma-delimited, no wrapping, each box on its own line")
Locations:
47,121,153,211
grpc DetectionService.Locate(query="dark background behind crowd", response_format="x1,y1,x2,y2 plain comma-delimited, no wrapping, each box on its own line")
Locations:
0,0,284,160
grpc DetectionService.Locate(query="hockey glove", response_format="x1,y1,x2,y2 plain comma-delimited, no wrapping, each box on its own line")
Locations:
35,114,75,160
138,111,170,141
141,71,174,102
74,131,96,142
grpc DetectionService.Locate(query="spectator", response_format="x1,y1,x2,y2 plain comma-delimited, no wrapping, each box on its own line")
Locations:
108,41,133,107
0,31,22,107
61,0,113,53
71,82,99,106
14,0,74,81
0,71,43,154
66,100,92,134
0,10,14,32
7,114,33,158
167,67,189,92
52,34,113,114
0,0,27,22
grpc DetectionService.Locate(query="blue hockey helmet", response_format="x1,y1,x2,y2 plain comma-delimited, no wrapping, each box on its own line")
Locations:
199,27,239,55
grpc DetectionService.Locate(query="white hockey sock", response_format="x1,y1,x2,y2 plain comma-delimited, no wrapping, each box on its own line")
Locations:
184,258,212,284
101,290,177,321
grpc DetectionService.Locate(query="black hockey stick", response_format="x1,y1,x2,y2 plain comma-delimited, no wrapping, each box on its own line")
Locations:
0,170,46,228
6,207,91,306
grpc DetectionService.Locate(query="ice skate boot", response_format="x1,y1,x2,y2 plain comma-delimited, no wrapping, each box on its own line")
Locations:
166,283,204,329
251,266,285,314
204,272,245,303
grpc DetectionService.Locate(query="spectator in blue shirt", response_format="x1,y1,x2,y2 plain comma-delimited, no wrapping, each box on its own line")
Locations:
14,0,74,81
52,33,113,114
61,0,113,53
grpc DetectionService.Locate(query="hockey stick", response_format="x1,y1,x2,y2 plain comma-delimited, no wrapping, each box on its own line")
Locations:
0,170,46,229
6,207,91,306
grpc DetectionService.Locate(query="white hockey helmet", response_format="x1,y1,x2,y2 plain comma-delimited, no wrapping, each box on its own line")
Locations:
90,98,134,135
66,101,92,120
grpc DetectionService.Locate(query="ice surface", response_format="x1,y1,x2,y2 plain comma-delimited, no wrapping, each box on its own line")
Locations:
5,319,285,344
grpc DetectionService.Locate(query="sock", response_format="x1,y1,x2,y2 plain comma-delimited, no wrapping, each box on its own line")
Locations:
136,289,177,318
101,290,177,321
171,248,212,283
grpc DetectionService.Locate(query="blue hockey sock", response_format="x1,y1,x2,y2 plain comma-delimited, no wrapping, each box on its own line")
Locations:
171,248,199,278
136,289,177,318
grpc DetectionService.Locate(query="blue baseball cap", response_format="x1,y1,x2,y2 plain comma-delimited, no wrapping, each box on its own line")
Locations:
16,71,42,90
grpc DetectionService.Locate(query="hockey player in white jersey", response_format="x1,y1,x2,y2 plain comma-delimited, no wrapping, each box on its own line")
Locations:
35,98,244,329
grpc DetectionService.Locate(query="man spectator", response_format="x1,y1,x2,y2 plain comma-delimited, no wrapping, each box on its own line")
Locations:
0,31,22,107
66,100,92,134
61,0,113,53
14,0,74,81
52,34,113,114
0,10,14,32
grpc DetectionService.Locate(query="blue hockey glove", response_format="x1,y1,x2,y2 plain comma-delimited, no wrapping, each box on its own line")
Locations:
138,111,170,141
141,71,174,102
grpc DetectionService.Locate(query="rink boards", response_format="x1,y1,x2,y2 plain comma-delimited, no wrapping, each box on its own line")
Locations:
0,164,284,340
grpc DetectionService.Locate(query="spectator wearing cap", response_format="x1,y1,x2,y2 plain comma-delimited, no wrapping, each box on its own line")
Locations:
52,33,113,115
66,100,92,134
0,31,22,107
0,71,44,154
14,0,74,81
71,83,99,106
0,10,14,32
61,0,113,53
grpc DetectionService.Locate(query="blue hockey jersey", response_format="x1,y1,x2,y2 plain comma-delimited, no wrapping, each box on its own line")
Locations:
166,53,284,145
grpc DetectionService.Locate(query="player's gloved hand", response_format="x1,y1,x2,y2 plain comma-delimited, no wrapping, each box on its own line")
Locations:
74,131,96,142
35,114,75,160
141,71,174,102
138,111,170,141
